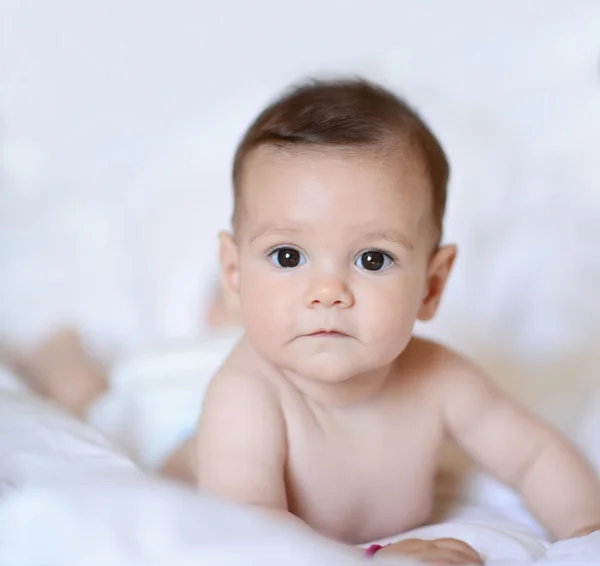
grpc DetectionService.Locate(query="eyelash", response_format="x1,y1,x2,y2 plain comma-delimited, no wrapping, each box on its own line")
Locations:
266,245,306,268
361,248,398,264
265,245,303,260
354,248,397,271
265,246,398,268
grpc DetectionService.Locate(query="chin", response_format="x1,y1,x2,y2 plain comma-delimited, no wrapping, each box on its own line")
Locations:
293,355,360,383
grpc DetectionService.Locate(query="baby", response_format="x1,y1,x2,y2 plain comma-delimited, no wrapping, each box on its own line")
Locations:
195,78,600,564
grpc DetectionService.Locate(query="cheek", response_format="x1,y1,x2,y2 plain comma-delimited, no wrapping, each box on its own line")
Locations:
356,275,425,339
238,265,295,334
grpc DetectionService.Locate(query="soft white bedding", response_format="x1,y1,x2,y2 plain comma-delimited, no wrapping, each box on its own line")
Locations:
2,4,600,564
2,366,600,565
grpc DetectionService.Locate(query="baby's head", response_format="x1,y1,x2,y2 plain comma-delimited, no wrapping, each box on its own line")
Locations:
220,78,456,382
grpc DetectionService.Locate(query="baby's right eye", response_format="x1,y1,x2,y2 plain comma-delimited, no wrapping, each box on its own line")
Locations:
268,247,306,269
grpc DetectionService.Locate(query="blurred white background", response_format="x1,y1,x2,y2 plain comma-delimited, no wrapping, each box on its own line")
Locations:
1,1,599,416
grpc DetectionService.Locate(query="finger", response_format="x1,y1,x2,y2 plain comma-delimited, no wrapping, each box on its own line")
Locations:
432,539,482,562
380,539,482,565
433,538,479,552
394,538,426,548
420,549,482,565
415,554,476,566
378,538,426,553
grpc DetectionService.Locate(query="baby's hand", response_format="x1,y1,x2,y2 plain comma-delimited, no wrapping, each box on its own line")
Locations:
377,538,483,565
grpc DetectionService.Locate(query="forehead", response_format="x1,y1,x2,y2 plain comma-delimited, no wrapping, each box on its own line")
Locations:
237,146,433,242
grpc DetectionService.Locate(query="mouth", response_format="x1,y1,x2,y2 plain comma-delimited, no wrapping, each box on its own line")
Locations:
306,330,349,338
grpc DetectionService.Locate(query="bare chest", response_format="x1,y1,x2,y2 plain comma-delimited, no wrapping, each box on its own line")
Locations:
283,400,445,544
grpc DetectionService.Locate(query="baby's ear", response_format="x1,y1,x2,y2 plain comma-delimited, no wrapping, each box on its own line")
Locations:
417,244,457,322
218,231,241,314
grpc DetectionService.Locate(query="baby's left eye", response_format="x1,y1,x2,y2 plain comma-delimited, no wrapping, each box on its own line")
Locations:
355,251,394,272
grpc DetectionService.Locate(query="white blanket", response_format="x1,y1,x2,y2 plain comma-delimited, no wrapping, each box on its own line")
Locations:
2,365,600,564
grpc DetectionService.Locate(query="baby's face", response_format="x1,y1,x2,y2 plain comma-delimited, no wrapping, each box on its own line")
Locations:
227,147,445,383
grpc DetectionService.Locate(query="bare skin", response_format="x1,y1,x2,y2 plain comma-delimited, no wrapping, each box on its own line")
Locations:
198,337,447,544
197,335,600,557
11,329,108,418
196,146,600,564
13,145,600,564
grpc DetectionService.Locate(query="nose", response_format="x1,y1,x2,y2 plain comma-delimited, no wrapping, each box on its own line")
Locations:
305,274,354,309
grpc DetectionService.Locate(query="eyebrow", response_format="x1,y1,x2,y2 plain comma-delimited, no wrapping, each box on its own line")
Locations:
251,225,413,250
361,231,414,251
250,225,303,243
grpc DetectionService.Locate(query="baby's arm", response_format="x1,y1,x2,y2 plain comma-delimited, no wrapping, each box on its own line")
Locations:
197,370,478,564
441,356,600,540
195,370,307,530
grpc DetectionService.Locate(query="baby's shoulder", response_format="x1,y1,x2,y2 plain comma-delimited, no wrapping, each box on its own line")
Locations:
205,336,282,410
403,336,470,366
196,337,287,474
397,336,487,396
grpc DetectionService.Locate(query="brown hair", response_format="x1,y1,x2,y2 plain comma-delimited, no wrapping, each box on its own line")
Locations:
232,77,449,243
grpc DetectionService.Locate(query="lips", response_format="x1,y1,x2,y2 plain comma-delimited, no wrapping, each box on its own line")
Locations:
307,330,348,337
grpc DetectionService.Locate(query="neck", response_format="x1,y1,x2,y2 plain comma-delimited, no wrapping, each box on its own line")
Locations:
282,363,393,408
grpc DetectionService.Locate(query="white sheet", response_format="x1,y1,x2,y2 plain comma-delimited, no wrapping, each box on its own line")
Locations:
0,369,382,566
2,367,600,564
2,4,600,563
